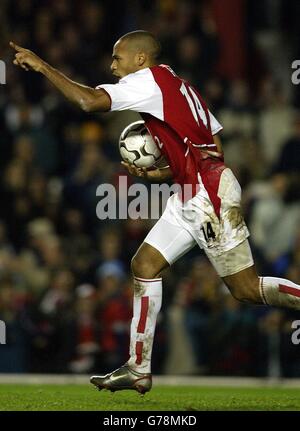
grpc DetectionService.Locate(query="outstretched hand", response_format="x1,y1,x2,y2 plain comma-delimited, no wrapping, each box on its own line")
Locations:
10,41,44,72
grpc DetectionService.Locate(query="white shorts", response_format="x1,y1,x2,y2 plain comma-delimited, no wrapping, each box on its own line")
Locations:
144,168,253,277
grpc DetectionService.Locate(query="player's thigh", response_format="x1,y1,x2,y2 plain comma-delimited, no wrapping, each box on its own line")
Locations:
205,239,254,278
144,217,197,265
205,239,260,302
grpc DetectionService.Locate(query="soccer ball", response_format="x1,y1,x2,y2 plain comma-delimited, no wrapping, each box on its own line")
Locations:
119,120,162,168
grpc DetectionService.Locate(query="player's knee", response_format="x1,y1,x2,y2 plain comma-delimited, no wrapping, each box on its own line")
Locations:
222,266,261,304
131,253,159,279
226,278,260,303
229,286,252,303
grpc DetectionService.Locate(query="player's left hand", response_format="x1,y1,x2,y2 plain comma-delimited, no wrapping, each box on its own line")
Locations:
10,41,44,72
121,161,148,178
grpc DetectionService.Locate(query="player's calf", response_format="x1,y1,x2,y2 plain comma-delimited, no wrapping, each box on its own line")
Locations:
223,266,300,310
258,276,300,309
124,242,169,375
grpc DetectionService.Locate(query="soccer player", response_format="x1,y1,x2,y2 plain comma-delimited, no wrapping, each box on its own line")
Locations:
10,31,300,395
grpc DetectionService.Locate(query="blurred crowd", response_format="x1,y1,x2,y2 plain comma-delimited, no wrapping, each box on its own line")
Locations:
0,0,299,376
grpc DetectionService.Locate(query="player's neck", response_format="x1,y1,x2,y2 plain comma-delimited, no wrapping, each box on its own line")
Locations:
138,61,157,71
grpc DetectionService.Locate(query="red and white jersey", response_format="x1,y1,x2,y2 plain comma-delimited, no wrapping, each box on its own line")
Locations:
97,65,225,216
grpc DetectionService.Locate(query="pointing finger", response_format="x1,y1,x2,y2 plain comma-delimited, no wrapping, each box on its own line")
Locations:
9,41,24,52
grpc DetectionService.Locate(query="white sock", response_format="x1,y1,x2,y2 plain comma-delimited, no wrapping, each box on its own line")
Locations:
259,276,300,310
127,276,162,373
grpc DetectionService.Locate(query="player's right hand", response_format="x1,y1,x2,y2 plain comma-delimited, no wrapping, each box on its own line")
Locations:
121,161,148,178
10,41,44,72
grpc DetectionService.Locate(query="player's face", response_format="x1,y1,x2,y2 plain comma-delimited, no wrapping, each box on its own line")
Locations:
111,40,140,79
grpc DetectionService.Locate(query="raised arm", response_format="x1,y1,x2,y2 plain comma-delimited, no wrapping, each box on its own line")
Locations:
10,41,110,112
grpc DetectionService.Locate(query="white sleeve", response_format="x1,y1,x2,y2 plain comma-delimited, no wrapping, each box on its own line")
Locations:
96,69,164,120
208,110,223,135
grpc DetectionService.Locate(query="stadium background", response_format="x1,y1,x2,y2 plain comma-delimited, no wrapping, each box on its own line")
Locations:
0,0,299,378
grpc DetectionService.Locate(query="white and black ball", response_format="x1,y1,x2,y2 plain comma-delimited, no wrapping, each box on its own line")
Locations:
119,120,162,168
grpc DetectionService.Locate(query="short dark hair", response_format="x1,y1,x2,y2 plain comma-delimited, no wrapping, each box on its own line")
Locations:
119,30,161,61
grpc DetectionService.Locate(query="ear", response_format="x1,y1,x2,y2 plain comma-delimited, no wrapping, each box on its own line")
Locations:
136,52,146,66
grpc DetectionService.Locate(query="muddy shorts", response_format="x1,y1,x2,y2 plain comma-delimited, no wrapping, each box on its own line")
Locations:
144,168,253,277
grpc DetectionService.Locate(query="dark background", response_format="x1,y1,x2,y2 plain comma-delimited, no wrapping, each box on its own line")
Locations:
0,0,299,377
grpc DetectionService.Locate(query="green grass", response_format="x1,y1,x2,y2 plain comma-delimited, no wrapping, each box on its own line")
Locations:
0,385,300,411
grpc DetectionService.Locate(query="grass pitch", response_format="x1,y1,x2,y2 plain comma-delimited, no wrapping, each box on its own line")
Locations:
0,384,299,411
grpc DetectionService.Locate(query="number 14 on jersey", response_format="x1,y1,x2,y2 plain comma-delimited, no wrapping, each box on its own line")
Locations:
180,82,208,128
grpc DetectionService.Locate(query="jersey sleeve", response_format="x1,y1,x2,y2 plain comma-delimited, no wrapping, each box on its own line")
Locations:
208,110,223,135
96,69,164,120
